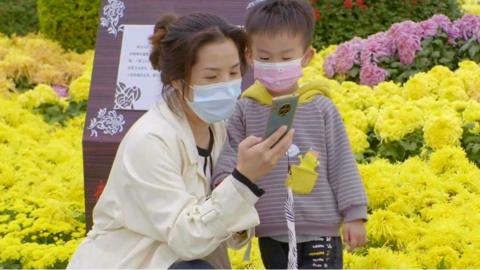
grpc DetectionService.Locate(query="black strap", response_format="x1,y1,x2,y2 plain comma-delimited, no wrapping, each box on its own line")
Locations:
197,127,214,176
232,169,265,197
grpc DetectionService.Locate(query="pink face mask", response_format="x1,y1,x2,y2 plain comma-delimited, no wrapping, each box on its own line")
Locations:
253,58,304,94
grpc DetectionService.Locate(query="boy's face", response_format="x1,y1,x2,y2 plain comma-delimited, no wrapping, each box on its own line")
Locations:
250,32,314,66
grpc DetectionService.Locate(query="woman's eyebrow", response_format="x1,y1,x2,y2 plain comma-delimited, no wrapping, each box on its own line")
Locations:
204,62,240,70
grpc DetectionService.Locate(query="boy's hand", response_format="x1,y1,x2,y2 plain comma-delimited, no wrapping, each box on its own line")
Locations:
343,220,367,251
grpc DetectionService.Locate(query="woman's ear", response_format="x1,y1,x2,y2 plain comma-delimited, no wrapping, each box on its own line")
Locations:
171,79,192,101
171,80,184,92
301,46,315,68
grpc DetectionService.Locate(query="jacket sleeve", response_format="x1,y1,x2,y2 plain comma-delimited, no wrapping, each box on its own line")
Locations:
119,132,260,261
321,98,369,222
212,99,247,187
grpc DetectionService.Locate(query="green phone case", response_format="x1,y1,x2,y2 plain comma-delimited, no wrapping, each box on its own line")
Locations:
264,94,299,138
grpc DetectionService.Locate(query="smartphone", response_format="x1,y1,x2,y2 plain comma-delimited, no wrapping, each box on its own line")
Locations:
264,94,299,142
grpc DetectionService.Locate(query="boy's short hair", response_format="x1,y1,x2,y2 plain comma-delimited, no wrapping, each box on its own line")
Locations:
245,0,315,49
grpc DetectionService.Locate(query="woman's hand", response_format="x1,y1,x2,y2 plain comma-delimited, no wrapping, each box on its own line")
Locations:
236,126,294,182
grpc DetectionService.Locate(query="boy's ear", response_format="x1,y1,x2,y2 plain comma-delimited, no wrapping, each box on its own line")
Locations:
301,46,315,68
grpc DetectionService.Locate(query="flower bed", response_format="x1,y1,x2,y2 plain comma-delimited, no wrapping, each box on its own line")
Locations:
310,0,463,50
324,14,480,86
0,99,86,269
308,47,480,166
230,147,480,269
1,34,480,269
0,35,91,269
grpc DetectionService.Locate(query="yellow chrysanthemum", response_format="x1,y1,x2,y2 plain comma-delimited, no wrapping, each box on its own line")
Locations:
346,125,370,154
403,72,438,100
456,60,480,100
429,146,472,174
438,85,469,101
373,81,402,105
428,65,455,83
17,84,61,110
69,74,91,102
463,101,480,130
0,34,93,87
0,77,15,98
424,115,463,150
0,77,86,269
344,109,369,132
375,103,423,141
348,248,420,269
367,210,418,249
462,3,480,15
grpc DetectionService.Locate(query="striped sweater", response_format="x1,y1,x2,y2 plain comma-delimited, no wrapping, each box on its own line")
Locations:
212,81,368,237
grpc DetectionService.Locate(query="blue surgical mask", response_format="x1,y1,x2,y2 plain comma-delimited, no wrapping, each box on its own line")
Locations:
187,79,242,124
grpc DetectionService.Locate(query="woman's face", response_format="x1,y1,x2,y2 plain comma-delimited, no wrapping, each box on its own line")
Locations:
186,39,242,100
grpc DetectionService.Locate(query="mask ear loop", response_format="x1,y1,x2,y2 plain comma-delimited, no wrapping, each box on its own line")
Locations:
181,79,194,102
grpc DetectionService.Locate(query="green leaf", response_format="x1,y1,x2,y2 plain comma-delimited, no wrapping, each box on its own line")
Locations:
388,68,399,76
439,58,450,64
390,61,403,68
433,39,444,47
432,51,441,58
468,45,480,59
399,140,418,152
414,57,431,69
422,38,433,47
46,105,62,115
417,50,431,57
443,51,456,61
349,67,360,78
465,123,476,129
459,38,476,52
437,32,448,39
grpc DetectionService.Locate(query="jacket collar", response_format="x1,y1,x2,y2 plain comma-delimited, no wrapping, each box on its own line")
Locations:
155,101,226,168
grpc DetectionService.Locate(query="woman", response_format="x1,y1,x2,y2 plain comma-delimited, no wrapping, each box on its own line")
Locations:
67,12,294,269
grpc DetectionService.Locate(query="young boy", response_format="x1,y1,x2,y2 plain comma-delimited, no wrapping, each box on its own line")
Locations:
213,0,368,268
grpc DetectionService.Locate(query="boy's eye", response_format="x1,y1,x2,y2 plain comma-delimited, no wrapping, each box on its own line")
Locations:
282,58,293,61
230,72,239,76
260,57,269,61
205,76,217,80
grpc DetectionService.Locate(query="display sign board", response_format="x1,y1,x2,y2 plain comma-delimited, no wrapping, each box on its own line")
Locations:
84,0,252,229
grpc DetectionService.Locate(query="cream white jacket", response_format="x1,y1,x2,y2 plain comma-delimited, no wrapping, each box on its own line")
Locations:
68,102,259,269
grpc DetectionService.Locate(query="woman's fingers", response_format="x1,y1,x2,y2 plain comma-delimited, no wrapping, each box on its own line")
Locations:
239,135,262,150
261,126,288,149
236,127,294,182
270,129,295,157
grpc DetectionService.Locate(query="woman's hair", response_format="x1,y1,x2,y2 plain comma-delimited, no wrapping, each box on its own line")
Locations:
149,13,249,116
